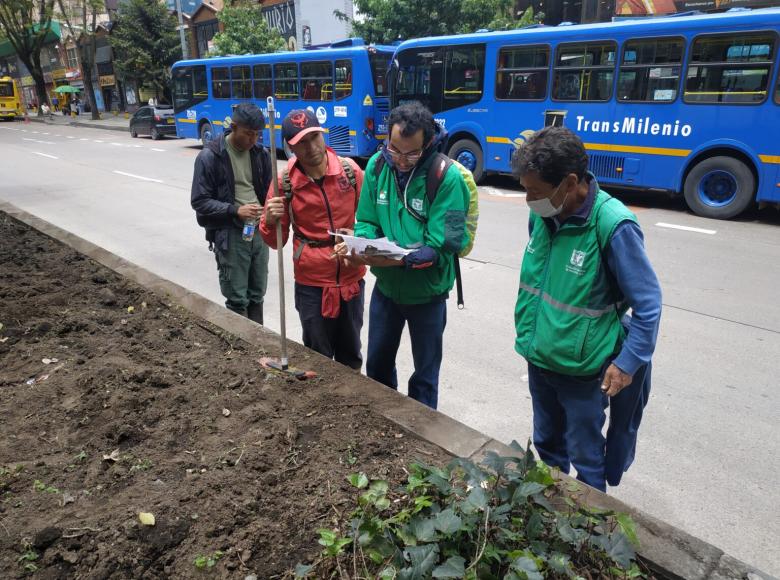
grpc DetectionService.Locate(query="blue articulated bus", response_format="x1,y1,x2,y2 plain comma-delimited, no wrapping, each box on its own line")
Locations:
171,39,394,158
390,8,780,219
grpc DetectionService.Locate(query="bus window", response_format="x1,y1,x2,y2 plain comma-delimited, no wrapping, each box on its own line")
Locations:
443,44,485,108
274,62,299,100
553,42,616,102
396,47,445,113
231,65,251,99
301,61,333,101
335,59,352,99
496,45,549,100
369,51,389,96
618,38,683,102
253,64,272,99
685,33,774,104
0,81,13,97
173,65,208,112
211,67,231,99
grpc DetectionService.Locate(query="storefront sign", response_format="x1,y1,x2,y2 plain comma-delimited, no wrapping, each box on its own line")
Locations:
52,68,67,80
262,0,297,51
99,75,116,87
21,75,34,87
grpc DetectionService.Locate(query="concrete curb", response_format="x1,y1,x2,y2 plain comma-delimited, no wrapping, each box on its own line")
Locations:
0,200,773,580
22,116,129,133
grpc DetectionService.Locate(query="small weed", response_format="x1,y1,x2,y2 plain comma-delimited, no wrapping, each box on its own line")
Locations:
18,548,39,573
193,550,224,569
74,450,87,462
343,442,359,466
32,480,59,494
317,529,352,557
129,458,153,473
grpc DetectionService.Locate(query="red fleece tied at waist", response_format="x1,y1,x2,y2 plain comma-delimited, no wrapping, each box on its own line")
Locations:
321,281,361,318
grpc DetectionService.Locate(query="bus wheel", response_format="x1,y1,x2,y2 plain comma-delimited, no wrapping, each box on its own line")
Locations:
683,156,755,219
199,122,214,146
448,139,484,183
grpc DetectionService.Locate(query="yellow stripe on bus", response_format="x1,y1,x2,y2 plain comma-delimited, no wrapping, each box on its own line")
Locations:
759,155,780,164
376,134,387,141
487,136,513,144
178,118,196,124
213,120,223,126
584,142,691,157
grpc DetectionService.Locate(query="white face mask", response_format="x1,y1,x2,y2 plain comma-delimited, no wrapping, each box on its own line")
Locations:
527,180,570,218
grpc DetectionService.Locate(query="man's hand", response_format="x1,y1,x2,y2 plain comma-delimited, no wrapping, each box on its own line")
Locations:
237,203,262,222
601,364,633,397
263,197,286,226
331,245,402,268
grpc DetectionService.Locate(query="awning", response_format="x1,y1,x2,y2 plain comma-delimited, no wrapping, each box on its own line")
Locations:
0,21,62,58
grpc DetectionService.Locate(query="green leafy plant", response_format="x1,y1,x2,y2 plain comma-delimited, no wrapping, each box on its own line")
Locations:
296,440,648,578
32,479,59,494
18,547,39,573
193,550,224,570
129,458,153,473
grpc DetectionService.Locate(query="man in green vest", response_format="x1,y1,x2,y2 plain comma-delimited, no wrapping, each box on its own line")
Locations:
513,127,662,493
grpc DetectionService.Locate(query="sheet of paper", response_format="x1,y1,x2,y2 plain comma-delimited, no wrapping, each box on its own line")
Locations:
330,233,413,258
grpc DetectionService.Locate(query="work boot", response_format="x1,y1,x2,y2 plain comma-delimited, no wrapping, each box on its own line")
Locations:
247,302,263,325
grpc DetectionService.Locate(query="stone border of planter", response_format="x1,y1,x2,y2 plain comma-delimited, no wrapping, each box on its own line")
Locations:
1,200,772,580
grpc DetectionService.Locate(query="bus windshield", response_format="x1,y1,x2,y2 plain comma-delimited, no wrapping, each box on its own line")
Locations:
0,82,14,98
172,65,208,113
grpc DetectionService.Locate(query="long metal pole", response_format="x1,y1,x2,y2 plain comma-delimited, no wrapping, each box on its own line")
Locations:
266,96,288,369
175,0,188,59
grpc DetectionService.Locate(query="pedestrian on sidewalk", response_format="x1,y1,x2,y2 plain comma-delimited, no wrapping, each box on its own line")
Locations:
337,101,470,409
41,103,53,120
51,95,59,112
512,126,662,493
260,109,366,369
190,102,273,324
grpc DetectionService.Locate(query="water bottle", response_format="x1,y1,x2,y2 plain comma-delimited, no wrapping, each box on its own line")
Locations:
242,219,255,242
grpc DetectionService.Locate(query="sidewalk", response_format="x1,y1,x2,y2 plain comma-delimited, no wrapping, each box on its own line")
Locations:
22,111,129,133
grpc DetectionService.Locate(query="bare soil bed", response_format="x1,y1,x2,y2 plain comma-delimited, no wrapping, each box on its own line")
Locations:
0,213,450,579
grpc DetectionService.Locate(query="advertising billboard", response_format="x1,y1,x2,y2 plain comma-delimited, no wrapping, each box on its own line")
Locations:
615,0,773,16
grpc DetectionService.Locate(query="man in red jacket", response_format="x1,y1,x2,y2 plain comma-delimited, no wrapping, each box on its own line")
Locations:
260,109,366,369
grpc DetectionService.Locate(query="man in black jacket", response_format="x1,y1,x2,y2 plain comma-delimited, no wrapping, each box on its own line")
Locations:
190,103,272,324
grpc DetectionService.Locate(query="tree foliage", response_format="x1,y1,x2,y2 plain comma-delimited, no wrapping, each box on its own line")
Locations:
209,0,285,57
338,0,542,44
0,0,56,112
110,0,180,97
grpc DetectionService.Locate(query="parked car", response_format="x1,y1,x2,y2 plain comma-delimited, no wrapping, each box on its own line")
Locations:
130,105,176,140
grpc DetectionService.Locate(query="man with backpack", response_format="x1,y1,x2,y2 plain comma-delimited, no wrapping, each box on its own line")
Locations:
260,109,366,369
190,103,272,324
337,101,471,409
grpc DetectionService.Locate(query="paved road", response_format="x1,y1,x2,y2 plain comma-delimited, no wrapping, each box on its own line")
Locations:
1,121,779,574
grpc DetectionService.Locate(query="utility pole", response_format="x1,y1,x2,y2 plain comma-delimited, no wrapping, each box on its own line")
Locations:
175,0,189,60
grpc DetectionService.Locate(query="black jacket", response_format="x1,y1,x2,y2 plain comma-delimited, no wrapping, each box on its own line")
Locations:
190,130,273,251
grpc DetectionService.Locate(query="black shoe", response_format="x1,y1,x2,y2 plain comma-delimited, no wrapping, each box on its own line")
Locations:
247,303,263,325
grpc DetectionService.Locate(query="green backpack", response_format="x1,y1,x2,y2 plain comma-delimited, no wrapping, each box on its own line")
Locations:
373,153,480,307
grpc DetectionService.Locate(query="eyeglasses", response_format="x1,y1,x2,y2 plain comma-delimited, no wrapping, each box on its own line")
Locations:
385,145,423,163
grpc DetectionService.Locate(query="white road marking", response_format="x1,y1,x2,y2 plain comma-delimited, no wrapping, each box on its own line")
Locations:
33,152,58,159
80,138,88,141
23,138,55,145
655,222,717,235
132,145,142,148
151,148,165,152
32,131,39,134
94,139,103,143
482,186,526,198
54,134,62,137
113,170,163,183
67,136,75,139
110,142,123,146
41,132,49,135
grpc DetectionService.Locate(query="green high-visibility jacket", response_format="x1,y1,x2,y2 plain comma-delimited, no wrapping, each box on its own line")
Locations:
515,189,637,376
354,152,469,305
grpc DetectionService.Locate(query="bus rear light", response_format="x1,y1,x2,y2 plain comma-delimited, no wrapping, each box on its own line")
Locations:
616,167,623,172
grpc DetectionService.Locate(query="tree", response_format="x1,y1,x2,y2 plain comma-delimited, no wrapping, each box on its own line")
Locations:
56,0,104,120
0,0,56,114
109,0,180,104
336,0,543,43
209,0,286,56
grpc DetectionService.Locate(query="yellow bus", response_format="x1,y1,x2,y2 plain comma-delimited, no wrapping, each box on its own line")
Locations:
0,76,22,120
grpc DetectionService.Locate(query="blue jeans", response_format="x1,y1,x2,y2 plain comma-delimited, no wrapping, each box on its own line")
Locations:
366,286,447,409
527,361,651,492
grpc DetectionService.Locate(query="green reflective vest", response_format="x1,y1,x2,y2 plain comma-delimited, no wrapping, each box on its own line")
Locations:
514,189,637,377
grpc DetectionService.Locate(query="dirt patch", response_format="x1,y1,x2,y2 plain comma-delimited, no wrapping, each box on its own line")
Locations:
0,213,450,578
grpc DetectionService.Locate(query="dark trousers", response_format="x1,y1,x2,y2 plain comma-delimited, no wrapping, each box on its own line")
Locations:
527,361,651,492
214,227,269,315
366,286,447,410
294,280,365,370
